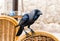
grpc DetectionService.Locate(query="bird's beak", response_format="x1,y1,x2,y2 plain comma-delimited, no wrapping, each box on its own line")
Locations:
39,12,42,15
40,13,42,15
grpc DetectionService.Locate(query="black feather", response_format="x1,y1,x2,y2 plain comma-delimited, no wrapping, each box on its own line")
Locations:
16,26,24,36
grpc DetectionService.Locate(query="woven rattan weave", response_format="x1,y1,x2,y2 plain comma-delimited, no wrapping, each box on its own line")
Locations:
0,16,18,41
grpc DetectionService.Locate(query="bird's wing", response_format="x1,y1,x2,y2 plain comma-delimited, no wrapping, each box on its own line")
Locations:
16,26,24,36
28,12,35,21
19,14,29,25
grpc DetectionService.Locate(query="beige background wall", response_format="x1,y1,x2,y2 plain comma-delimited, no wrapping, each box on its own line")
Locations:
0,0,13,15
18,0,60,33
0,0,60,32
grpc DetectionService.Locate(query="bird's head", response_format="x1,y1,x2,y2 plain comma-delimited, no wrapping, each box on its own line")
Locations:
34,9,42,16
31,9,42,20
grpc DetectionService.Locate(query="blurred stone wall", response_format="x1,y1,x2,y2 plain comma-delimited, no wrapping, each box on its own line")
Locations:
0,0,13,15
0,0,5,14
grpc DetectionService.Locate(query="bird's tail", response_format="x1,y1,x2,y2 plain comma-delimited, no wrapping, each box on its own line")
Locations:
16,26,24,36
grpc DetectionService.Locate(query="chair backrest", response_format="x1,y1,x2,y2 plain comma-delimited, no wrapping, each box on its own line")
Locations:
19,31,59,41
0,15,18,41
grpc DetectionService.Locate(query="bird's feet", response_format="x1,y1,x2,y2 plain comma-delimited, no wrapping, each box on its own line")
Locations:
31,29,35,35
29,28,35,35
25,31,31,38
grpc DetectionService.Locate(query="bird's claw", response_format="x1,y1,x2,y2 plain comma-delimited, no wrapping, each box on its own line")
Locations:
25,32,31,38
26,33,31,38
26,32,29,35
26,35,31,38
31,29,35,35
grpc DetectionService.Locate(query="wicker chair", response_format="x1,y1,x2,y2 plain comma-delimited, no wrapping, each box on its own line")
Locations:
19,31,59,41
0,15,18,41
